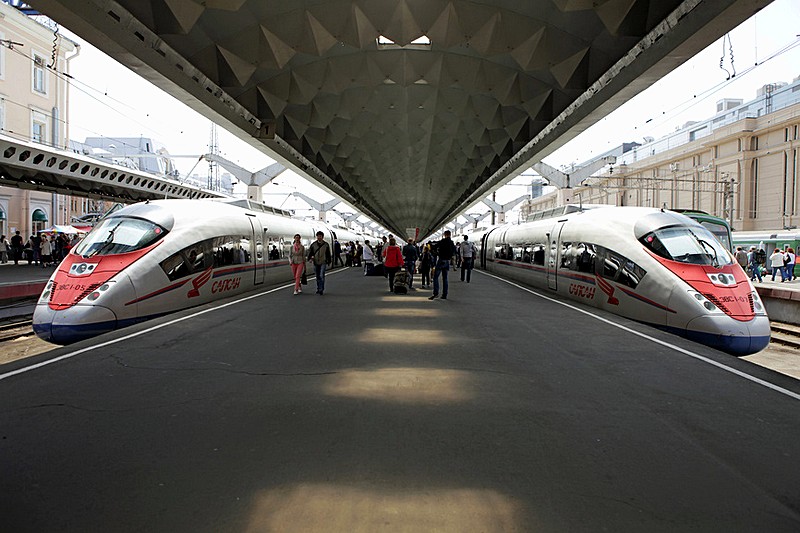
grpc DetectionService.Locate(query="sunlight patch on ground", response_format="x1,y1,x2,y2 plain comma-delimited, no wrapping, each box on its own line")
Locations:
357,327,447,344
373,308,441,318
379,294,432,302
245,483,524,533
323,367,473,404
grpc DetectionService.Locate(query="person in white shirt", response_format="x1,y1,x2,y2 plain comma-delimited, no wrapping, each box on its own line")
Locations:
769,248,785,281
362,240,374,275
458,235,477,282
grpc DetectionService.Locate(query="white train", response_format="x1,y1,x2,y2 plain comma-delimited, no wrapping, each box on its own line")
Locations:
33,198,366,344
472,206,770,355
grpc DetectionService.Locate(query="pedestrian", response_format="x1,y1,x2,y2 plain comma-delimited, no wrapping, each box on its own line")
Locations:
289,233,306,295
40,234,53,267
354,241,363,267
747,246,762,283
307,231,331,295
458,235,477,282
382,236,404,292
27,234,39,264
362,239,374,275
402,238,418,288
419,243,433,288
769,248,785,281
10,231,23,265
334,240,343,266
785,247,796,282
0,235,8,264
734,246,748,269
429,230,457,300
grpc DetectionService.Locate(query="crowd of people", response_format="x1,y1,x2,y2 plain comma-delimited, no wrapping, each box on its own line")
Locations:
0,230,81,267
735,245,795,282
289,231,479,299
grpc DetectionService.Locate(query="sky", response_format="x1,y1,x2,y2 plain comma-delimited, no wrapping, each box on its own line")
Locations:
61,0,800,228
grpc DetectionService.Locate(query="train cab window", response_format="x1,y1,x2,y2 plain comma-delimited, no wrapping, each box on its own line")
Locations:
75,217,166,257
640,226,733,266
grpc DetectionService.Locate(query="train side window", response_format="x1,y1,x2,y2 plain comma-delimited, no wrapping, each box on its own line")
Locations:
212,236,239,267
496,244,509,259
239,237,251,263
594,245,646,288
576,243,596,272
560,242,573,269
532,244,546,266
160,239,213,281
267,236,282,260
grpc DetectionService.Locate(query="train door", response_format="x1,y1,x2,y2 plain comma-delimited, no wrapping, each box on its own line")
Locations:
547,221,566,290
480,229,495,269
248,215,265,285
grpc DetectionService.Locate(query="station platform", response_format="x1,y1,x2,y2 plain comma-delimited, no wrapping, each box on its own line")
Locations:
0,261,51,304
1,266,799,531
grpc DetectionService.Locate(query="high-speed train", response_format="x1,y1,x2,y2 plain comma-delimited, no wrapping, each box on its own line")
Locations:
33,198,366,344
472,206,770,355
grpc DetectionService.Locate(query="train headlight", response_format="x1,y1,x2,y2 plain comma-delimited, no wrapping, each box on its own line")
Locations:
706,272,736,287
84,282,112,302
39,281,54,302
690,290,718,312
751,291,764,313
70,262,98,276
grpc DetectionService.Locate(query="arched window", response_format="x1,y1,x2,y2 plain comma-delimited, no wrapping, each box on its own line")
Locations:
31,208,48,234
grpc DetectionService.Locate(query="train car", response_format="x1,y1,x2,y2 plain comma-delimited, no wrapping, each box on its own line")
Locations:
476,206,769,355
731,230,800,278
33,198,348,344
672,209,733,252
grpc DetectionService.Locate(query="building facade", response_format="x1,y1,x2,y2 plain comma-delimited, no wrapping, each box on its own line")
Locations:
0,2,78,239
522,77,800,233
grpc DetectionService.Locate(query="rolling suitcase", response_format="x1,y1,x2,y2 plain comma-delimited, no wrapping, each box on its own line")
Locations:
393,270,409,293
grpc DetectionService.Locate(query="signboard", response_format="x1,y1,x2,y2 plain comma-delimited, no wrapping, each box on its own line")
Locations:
406,227,419,241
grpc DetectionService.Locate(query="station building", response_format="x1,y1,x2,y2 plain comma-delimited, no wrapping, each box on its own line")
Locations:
0,1,79,238
523,76,800,233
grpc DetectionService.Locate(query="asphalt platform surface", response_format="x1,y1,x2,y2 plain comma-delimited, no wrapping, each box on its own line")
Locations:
1,266,799,532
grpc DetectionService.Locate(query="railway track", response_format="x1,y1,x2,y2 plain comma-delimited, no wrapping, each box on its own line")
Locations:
0,318,35,343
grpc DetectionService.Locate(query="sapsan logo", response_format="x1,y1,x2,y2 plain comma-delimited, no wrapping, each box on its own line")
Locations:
188,266,213,298
596,276,619,305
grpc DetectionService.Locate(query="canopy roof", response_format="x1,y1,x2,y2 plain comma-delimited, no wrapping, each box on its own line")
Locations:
30,0,771,237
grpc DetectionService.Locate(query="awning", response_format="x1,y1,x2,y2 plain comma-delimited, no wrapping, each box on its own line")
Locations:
40,224,82,234
32,209,48,222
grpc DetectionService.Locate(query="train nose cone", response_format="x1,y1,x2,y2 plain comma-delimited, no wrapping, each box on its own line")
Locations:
33,304,118,345
685,315,771,356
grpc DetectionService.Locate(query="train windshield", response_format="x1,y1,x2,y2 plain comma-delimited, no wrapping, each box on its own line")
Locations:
74,217,167,257
640,225,733,267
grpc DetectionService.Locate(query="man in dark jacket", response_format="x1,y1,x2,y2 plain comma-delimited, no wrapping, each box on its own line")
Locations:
307,231,332,295
402,239,419,289
10,231,23,265
429,230,457,300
